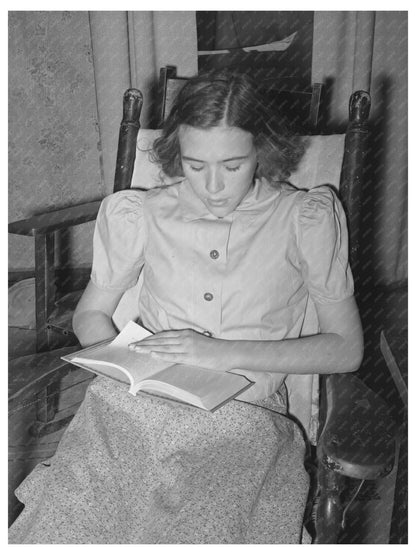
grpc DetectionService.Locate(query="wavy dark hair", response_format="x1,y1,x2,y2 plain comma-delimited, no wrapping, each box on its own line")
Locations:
151,69,306,182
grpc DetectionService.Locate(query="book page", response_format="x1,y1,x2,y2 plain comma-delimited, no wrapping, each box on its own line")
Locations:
66,321,171,391
74,345,172,383
138,364,252,410
110,320,152,347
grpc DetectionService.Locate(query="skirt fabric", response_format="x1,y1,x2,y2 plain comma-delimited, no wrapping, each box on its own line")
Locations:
9,376,310,544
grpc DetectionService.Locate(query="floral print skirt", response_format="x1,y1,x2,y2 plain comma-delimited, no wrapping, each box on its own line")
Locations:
9,376,309,544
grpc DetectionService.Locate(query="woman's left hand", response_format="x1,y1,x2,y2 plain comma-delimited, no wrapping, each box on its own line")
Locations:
128,329,235,372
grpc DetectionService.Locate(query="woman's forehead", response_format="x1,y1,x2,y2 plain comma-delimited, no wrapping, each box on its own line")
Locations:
178,125,254,159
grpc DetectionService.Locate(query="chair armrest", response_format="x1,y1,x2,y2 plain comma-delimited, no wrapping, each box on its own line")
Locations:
8,201,101,236
317,373,397,480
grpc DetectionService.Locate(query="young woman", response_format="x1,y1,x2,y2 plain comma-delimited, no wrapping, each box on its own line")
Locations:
9,70,363,544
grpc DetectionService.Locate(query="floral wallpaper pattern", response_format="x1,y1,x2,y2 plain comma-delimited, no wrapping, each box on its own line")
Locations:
9,11,104,269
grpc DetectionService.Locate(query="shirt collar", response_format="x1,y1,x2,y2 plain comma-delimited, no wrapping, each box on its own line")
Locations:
178,178,277,222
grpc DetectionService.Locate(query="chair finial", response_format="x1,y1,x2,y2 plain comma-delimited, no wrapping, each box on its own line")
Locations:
349,91,371,124
122,89,143,127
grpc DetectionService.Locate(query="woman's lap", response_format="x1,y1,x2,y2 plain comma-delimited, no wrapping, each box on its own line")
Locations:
9,376,309,544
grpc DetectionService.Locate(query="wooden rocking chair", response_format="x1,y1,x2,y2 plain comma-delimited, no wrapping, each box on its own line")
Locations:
8,69,398,542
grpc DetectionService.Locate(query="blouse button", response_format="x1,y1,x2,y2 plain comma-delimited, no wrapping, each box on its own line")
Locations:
210,249,219,260
203,330,213,337
203,292,214,302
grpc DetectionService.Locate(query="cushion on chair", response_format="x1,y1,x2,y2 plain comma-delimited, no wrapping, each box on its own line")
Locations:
130,129,346,192
289,134,345,191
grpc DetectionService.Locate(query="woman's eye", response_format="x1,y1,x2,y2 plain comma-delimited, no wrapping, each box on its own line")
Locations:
225,165,241,172
190,165,204,172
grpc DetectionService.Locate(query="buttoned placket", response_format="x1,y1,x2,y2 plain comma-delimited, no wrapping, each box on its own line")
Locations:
192,215,233,338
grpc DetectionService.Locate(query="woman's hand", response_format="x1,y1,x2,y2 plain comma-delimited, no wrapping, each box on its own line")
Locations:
128,329,236,372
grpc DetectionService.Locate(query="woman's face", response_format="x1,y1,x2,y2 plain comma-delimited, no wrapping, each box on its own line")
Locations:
178,125,258,218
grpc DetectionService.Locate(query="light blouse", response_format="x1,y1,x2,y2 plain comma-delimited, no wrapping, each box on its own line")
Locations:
91,178,354,402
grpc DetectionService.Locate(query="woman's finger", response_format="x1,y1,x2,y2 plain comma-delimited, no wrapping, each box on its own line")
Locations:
132,330,188,344
129,337,181,347
129,342,185,353
150,351,187,361
140,332,180,341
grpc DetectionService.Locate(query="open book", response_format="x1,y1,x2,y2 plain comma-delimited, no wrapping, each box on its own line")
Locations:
62,321,252,412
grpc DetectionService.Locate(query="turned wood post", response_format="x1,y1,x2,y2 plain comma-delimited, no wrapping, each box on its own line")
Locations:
339,90,371,274
114,88,143,191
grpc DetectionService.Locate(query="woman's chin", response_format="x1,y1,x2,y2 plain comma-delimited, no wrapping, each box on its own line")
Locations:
205,200,233,218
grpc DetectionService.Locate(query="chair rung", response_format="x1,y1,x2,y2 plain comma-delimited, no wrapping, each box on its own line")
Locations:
29,414,76,438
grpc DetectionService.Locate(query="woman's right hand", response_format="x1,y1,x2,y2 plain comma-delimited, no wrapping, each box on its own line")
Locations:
129,329,237,372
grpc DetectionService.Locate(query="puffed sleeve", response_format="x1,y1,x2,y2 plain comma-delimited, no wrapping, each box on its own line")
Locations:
296,186,354,303
91,190,147,290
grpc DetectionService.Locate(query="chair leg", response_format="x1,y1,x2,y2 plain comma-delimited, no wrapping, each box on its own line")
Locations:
31,380,62,438
31,380,76,438
315,464,345,543
34,380,60,423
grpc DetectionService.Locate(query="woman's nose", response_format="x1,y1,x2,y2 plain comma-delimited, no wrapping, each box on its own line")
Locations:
206,168,224,194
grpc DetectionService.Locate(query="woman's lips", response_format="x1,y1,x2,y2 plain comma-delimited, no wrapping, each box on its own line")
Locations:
207,198,228,206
